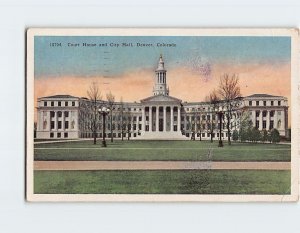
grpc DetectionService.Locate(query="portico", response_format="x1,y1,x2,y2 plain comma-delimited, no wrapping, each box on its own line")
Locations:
139,95,185,139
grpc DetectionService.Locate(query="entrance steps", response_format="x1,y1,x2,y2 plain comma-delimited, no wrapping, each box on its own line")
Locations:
137,131,188,140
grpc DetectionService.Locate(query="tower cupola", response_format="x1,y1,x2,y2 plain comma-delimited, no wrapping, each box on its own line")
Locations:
153,54,169,96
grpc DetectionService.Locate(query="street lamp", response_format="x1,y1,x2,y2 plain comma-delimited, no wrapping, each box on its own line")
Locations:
215,106,224,147
99,106,110,147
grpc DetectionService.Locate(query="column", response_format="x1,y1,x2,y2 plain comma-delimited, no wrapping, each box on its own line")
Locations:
141,107,145,132
266,110,270,130
177,107,181,132
274,110,278,129
281,109,285,130
156,106,159,132
259,110,263,130
251,110,255,127
62,111,65,131
163,106,167,132
55,111,58,130
170,106,174,132
149,106,152,132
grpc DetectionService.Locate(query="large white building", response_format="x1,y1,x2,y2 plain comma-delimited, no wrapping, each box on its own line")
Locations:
36,55,289,140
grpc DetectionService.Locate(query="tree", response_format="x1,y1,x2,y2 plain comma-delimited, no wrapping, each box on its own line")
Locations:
218,73,241,145
205,89,220,143
106,91,115,142
250,127,261,143
261,129,268,143
232,130,239,142
87,82,102,145
123,110,132,140
119,97,125,141
270,128,281,144
239,110,252,142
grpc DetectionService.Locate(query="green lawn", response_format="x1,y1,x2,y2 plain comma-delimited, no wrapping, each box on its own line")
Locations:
34,170,291,194
34,140,291,161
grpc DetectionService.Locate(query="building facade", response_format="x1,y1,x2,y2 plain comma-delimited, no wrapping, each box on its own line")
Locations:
36,55,289,140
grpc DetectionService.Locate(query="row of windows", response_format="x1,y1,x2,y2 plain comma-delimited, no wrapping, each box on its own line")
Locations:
50,132,68,138
51,121,69,129
44,101,76,107
254,110,281,117
81,132,140,138
255,120,275,129
249,100,281,107
50,111,70,118
185,132,228,138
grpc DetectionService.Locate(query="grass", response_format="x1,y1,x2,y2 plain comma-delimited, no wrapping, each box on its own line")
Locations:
34,140,291,162
34,169,291,194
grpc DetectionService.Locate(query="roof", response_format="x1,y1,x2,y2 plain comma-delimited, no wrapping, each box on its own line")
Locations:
246,94,281,98
42,94,77,99
141,94,182,103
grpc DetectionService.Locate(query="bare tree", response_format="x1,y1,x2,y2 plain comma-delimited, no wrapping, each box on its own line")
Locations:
119,97,125,141
87,82,102,145
218,73,241,145
205,89,221,143
106,91,115,142
123,110,132,141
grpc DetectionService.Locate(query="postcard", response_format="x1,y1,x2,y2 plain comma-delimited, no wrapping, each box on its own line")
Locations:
26,28,299,202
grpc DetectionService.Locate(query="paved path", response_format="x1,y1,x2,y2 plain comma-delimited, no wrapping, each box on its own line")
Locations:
34,161,290,171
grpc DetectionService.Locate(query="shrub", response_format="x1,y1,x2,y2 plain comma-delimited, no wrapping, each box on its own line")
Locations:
232,130,239,142
270,128,281,144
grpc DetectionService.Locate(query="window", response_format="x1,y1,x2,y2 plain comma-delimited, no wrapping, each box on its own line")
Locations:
50,133,54,138
64,133,68,138
256,101,259,106
270,120,274,129
65,121,69,129
139,124,142,130
263,101,266,106
133,116,137,121
51,101,54,106
270,111,274,117
202,133,205,137
44,101,47,107
64,111,69,117
133,124,136,130
58,101,61,106
57,111,62,117
58,121,62,129
174,125,177,131
65,101,68,106
50,111,55,118
51,121,55,129
255,120,259,129
207,115,210,121
139,116,142,121
174,116,177,121
57,133,61,138
146,116,149,121
256,111,260,117
262,111,267,117
72,101,75,106
278,101,281,106
249,101,252,106
263,120,266,129
271,101,274,106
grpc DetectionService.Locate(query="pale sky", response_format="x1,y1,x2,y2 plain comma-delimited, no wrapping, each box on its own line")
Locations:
34,36,291,125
